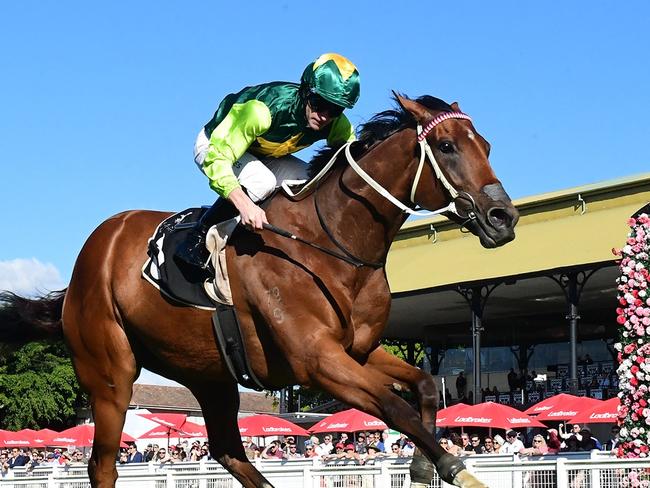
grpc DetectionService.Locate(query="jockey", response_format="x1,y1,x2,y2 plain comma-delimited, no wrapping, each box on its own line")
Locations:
176,53,361,268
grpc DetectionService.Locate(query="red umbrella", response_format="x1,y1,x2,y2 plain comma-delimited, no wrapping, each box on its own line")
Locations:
50,424,135,447
439,402,547,429
238,414,309,437
137,413,188,431
309,409,387,433
0,429,34,448
137,413,191,446
179,421,207,438
525,393,603,421
568,397,620,424
435,403,470,427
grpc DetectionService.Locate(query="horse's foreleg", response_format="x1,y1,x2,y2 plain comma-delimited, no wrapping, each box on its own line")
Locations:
65,315,137,488
190,382,274,488
309,345,484,488
363,347,486,487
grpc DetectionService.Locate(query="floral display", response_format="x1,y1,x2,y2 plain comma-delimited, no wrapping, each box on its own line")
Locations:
614,212,650,464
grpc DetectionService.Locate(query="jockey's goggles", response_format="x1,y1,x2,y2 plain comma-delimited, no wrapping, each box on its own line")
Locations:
306,92,345,117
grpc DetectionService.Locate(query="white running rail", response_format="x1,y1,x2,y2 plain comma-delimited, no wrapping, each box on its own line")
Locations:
1,453,648,488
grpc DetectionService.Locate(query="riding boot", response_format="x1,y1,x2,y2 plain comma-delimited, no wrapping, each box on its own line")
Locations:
174,199,238,269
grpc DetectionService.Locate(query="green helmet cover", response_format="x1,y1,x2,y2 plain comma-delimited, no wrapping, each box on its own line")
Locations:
301,53,360,109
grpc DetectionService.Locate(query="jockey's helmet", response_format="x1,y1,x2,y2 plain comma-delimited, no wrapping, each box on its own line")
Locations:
300,53,360,109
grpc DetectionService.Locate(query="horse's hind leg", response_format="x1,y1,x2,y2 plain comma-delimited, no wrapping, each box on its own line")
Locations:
190,382,274,488
364,347,486,488
64,297,137,488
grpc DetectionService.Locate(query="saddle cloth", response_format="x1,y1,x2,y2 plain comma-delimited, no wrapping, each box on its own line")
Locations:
142,208,233,309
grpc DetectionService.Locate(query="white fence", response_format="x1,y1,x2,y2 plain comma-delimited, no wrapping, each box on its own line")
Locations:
2,453,650,488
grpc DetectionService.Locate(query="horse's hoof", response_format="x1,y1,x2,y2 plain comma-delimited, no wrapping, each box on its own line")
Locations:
452,469,488,488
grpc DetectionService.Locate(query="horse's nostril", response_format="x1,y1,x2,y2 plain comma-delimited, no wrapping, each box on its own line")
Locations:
487,208,511,229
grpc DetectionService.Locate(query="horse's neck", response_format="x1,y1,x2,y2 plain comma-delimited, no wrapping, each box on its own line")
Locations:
315,131,418,263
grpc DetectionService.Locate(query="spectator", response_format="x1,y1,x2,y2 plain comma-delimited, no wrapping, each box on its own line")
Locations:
483,437,495,453
460,433,471,452
546,429,561,454
40,453,57,466
189,444,202,461
578,428,601,451
559,423,581,440
469,435,485,454
508,368,519,391
0,453,9,479
491,386,499,397
520,435,549,456
380,430,391,453
561,435,580,452
388,443,401,457
493,435,505,453
261,441,285,460
447,433,464,456
456,372,467,399
605,426,621,451
363,445,385,464
335,433,349,446
143,444,155,462
354,434,368,455
303,443,318,458
155,448,170,464
149,444,160,462
438,438,451,453
373,432,385,453
325,443,346,460
500,430,525,454
286,443,301,459
8,448,28,468
70,451,87,465
317,435,334,456
126,444,144,463
241,437,259,460
343,444,362,463
401,438,416,456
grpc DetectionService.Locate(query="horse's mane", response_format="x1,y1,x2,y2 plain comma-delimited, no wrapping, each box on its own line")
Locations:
308,95,453,178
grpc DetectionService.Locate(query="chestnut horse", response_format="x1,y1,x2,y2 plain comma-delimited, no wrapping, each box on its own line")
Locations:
0,95,518,488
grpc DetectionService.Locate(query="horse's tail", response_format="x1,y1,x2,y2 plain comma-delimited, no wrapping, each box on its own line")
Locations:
0,289,66,343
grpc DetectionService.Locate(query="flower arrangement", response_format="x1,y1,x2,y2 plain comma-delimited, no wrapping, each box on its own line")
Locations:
614,212,650,463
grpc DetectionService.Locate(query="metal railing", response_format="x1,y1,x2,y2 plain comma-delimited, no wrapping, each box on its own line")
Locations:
1,453,649,488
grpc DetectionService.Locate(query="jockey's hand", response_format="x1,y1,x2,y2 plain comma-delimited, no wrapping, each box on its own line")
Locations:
227,187,268,231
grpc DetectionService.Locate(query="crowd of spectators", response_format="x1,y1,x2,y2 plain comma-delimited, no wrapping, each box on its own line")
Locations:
436,423,619,457
0,423,621,479
1,447,89,478
241,430,417,464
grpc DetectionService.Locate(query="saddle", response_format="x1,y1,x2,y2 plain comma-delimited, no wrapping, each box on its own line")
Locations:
142,207,217,309
142,208,266,391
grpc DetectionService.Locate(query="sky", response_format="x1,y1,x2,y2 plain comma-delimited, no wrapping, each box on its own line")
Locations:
1,1,649,385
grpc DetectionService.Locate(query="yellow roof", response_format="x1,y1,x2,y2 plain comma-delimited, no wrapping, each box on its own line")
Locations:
386,173,650,292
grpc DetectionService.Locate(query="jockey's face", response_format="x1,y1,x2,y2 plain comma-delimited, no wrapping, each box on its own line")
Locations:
305,93,344,131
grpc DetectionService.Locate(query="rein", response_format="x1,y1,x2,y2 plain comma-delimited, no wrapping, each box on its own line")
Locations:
268,111,477,268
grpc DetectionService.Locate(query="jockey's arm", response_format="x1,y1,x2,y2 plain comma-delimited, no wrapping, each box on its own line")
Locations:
202,100,272,229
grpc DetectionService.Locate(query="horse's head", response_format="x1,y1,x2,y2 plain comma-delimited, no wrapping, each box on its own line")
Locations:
396,95,519,248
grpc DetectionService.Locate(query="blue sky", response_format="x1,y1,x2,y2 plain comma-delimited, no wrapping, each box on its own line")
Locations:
1,1,649,384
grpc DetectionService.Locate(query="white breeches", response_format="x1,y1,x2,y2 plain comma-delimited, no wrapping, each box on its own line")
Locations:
194,128,309,203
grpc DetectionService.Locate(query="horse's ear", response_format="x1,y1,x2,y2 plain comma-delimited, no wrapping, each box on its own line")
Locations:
393,92,430,124
451,102,461,112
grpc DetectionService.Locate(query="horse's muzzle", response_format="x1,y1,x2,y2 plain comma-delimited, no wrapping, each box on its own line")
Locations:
462,183,519,248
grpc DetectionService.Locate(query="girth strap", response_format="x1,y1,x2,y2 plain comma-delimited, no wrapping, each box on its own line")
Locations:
211,304,267,391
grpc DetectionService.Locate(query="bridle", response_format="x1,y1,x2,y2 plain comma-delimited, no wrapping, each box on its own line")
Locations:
345,110,478,223
272,111,480,268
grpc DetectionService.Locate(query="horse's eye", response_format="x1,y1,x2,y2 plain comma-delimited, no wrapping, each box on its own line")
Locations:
438,141,455,153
